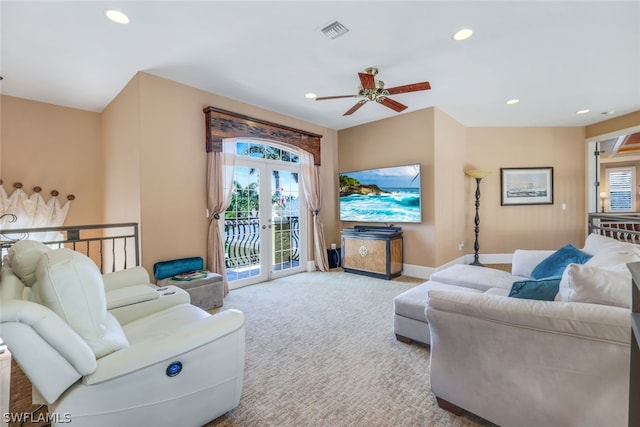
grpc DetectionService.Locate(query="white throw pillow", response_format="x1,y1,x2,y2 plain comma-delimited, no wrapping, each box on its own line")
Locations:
582,232,639,256
558,263,631,308
35,248,129,358
584,245,640,272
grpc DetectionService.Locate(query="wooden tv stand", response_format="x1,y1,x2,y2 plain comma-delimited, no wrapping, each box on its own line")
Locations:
341,226,403,280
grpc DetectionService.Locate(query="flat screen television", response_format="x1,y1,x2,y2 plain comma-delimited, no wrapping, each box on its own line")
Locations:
339,163,421,223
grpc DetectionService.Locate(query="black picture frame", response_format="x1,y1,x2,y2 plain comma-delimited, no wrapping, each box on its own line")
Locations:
500,167,554,206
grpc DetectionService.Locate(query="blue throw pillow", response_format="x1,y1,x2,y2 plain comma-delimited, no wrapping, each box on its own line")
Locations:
509,277,562,301
530,244,592,280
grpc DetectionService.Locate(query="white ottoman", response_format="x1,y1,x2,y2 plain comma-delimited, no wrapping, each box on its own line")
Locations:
393,281,483,345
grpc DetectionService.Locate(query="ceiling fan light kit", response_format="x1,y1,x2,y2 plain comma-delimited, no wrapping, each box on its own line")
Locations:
316,66,431,116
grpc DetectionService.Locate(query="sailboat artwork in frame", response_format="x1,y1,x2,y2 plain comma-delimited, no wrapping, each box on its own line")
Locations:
500,167,554,206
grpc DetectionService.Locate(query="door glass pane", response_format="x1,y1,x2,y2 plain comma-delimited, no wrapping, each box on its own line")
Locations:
225,166,261,281
236,141,299,164
272,169,300,273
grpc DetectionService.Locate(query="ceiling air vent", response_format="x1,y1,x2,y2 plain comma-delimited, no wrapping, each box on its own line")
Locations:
320,20,349,40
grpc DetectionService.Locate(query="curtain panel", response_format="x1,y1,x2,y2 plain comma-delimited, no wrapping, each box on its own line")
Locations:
206,139,237,295
300,151,330,272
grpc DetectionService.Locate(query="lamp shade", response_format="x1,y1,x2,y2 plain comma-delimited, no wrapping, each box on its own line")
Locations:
600,191,608,199
465,169,492,179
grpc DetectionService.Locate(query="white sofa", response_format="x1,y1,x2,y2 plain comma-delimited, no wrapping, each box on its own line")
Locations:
395,233,635,427
393,248,566,345
0,244,245,427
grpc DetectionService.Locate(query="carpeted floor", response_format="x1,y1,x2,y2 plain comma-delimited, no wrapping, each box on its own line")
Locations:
8,268,506,427
205,270,496,427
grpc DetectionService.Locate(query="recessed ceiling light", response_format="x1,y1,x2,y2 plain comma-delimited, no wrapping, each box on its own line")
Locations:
601,110,615,116
452,28,473,41
577,109,590,114
506,99,520,105
305,93,317,99
105,9,130,24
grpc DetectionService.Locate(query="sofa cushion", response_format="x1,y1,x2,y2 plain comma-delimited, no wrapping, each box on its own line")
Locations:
393,281,482,322
35,248,129,358
508,277,561,301
429,264,526,291
530,244,591,280
484,287,510,297
7,240,51,286
511,249,556,278
558,263,631,308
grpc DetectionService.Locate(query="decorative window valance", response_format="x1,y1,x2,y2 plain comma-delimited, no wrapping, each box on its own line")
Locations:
203,106,323,166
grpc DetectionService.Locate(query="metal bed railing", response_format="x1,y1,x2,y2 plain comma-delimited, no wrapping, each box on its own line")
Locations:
588,212,640,244
0,222,139,273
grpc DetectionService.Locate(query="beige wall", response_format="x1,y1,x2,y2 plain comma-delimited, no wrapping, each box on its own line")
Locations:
339,111,587,268
0,95,103,225
104,72,339,274
466,127,586,252
338,108,436,267
1,76,338,276
433,108,467,265
3,77,639,272
101,76,142,226
586,111,640,139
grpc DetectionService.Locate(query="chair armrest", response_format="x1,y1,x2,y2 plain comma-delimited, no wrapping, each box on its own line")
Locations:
511,249,555,278
1,300,97,373
426,290,630,427
426,290,630,343
84,308,245,384
103,266,151,292
105,284,159,309
1,300,97,403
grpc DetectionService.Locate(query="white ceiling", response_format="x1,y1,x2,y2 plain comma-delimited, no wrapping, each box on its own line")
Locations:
1,1,639,131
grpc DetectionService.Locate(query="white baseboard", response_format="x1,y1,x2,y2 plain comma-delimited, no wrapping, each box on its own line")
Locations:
306,261,317,272
468,253,513,264
402,253,513,279
401,264,432,279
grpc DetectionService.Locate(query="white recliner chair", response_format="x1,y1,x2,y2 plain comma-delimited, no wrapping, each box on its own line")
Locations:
0,247,245,427
3,239,191,324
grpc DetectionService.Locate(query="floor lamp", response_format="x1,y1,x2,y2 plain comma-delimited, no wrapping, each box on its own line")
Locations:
465,169,491,266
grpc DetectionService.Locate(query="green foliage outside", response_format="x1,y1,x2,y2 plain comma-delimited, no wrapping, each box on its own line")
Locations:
226,144,300,219
226,181,259,219
226,181,296,219
339,175,360,187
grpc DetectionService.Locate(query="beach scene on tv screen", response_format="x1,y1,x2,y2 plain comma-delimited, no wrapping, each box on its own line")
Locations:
339,164,421,223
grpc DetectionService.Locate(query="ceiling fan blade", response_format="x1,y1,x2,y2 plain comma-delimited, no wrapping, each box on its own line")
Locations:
315,94,358,101
343,100,367,116
358,72,376,90
386,81,431,95
377,97,408,112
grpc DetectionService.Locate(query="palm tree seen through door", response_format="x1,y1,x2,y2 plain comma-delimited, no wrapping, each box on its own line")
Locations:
223,141,305,287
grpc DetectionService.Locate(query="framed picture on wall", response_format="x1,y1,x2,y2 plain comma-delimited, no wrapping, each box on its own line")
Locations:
500,167,554,206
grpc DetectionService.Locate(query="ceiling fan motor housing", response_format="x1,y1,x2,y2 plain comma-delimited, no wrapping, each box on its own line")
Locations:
364,66,379,75
315,66,431,116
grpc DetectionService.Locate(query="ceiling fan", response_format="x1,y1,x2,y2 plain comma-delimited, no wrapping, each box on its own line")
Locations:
315,66,431,116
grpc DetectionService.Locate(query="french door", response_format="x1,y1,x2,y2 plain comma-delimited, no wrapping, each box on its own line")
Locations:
223,147,306,288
